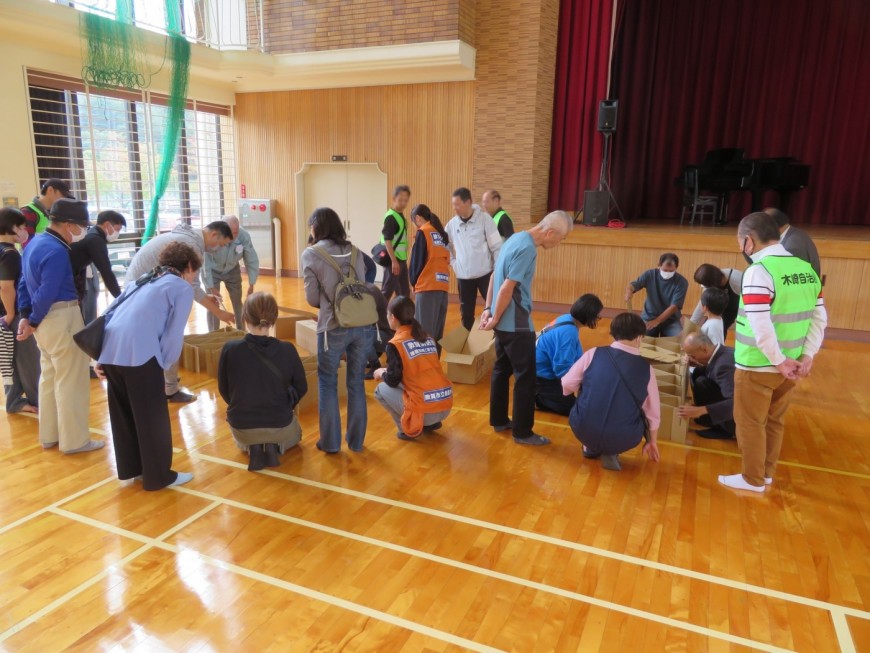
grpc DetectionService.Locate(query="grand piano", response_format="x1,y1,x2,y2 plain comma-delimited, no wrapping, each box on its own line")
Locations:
676,149,810,222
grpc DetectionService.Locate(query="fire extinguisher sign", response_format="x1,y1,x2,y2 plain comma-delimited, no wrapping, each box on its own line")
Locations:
240,184,247,199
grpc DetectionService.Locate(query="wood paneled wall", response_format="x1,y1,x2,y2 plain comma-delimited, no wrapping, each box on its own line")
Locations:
235,82,475,273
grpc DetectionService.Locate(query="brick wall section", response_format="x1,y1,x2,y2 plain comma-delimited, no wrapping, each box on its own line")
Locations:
471,0,559,226
260,0,467,53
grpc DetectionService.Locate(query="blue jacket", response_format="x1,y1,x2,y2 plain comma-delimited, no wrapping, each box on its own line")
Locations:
17,230,78,327
535,314,582,379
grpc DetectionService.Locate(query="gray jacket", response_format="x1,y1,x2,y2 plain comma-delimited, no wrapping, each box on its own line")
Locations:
126,222,207,302
301,240,367,332
780,225,821,276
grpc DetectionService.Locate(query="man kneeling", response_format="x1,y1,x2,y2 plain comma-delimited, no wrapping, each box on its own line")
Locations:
374,296,453,440
678,332,736,439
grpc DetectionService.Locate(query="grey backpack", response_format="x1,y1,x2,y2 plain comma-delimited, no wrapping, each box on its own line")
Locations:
312,245,379,328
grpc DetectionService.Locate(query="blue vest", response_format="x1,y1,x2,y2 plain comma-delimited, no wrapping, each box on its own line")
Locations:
569,347,650,454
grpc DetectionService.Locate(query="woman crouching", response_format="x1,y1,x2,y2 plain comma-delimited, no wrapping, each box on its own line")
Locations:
373,296,453,440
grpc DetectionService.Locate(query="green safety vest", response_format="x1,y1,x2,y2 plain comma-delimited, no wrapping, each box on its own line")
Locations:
734,255,820,368
26,202,50,234
379,209,408,261
492,209,507,227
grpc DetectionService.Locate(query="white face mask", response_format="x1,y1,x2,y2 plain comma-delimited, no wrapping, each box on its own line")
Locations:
106,228,120,243
70,225,86,243
14,227,28,245
659,269,676,280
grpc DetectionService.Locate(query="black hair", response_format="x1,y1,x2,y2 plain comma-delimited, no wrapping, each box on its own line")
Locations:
205,220,233,240
570,293,603,328
701,287,728,316
609,312,647,341
764,207,790,228
693,263,726,288
393,185,411,198
658,252,679,267
97,210,127,228
410,204,449,245
452,187,472,203
40,178,71,196
738,212,781,243
0,207,25,235
308,207,349,246
388,295,429,343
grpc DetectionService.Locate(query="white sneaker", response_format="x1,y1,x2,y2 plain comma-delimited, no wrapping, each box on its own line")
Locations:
718,473,765,493
765,477,773,485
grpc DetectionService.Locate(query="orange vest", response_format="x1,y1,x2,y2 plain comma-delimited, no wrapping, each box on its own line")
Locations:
390,325,453,436
413,222,450,293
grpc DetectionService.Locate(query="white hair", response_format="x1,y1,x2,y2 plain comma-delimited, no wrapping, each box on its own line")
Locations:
538,210,573,235
223,214,240,226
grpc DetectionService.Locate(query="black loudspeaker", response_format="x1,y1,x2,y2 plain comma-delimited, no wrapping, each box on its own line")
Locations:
584,190,610,226
597,99,618,133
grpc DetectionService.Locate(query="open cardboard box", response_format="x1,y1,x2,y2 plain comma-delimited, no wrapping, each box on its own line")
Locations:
181,327,244,377
274,307,317,341
658,392,688,443
439,318,496,384
296,355,346,415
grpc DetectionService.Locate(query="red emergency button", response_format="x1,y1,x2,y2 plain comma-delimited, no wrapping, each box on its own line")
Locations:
259,204,266,212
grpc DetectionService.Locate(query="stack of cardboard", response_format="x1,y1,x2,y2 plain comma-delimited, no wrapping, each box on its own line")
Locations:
639,336,689,443
439,319,496,384
274,307,317,342
181,327,245,377
295,355,346,416
294,319,319,356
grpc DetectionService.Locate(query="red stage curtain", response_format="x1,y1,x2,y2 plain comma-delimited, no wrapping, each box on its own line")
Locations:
608,0,870,225
547,0,616,214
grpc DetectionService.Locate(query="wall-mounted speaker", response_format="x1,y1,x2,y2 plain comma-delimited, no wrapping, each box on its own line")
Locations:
597,100,619,133
584,190,610,226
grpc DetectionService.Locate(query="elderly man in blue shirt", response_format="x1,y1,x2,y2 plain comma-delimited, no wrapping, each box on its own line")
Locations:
204,215,259,331
17,198,104,454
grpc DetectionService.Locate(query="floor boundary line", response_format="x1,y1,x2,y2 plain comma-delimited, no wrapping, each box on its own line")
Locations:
169,485,800,652
36,509,505,653
183,449,870,620
831,610,857,653
0,502,220,643
0,477,115,537
450,406,870,480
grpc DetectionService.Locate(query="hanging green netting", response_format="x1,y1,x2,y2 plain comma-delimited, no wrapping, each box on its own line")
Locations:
80,0,190,242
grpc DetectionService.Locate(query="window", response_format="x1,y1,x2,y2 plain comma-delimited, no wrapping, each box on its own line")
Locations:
27,70,236,234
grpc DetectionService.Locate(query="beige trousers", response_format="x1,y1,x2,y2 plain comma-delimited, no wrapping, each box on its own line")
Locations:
733,369,796,486
33,303,90,451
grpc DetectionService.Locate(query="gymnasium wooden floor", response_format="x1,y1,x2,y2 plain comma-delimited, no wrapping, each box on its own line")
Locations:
1,277,868,652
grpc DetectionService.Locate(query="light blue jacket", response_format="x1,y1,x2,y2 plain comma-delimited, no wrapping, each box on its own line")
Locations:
203,227,259,289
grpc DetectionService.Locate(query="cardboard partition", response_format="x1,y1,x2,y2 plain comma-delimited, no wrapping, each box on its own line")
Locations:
657,391,688,443
640,346,682,364
439,319,496,384
274,307,317,341
295,319,319,356
296,355,346,415
181,327,245,376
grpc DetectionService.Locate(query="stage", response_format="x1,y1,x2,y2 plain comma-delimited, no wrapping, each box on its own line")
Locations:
527,219,870,337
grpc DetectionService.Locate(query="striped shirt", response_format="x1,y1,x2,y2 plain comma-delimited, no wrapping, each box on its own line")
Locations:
739,244,827,372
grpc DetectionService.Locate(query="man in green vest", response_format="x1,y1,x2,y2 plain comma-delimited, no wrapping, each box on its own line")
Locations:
719,212,826,493
20,178,73,248
482,189,515,240
380,184,411,302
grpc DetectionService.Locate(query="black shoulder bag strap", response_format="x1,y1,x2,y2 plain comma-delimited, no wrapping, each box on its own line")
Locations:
535,319,576,345
602,347,651,442
100,266,163,321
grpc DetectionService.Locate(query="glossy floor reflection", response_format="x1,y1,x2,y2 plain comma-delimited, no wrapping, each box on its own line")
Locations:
1,277,868,652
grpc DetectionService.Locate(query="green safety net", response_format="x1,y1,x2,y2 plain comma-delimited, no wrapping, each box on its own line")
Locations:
81,0,190,242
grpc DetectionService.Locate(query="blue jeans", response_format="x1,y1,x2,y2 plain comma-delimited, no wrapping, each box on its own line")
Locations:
646,319,682,337
317,325,373,452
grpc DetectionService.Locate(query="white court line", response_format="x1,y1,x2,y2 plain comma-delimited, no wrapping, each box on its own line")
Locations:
172,485,796,653
0,477,115,537
0,502,219,643
185,450,870,621
35,508,505,653
831,611,857,653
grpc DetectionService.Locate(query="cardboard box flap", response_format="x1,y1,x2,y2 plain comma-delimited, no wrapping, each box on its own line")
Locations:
278,306,317,319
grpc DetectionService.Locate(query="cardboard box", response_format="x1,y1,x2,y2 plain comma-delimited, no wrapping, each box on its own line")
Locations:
274,307,317,341
296,355,346,415
657,392,688,443
439,319,496,384
181,327,245,376
295,319,319,356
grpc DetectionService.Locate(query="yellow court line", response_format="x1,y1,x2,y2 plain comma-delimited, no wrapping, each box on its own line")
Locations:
182,449,870,621
32,508,505,653
451,406,870,480
171,485,803,652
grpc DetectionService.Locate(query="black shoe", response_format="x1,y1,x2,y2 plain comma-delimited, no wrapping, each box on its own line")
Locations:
513,433,551,446
248,444,266,471
166,390,196,403
582,447,601,459
422,421,442,432
696,427,734,440
693,415,714,428
493,421,513,432
264,443,281,467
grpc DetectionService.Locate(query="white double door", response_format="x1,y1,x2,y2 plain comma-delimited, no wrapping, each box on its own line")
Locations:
295,163,388,278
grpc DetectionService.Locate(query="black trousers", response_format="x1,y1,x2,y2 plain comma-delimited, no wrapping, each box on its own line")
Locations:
382,258,410,303
535,376,575,416
690,369,736,435
490,330,536,438
103,357,178,491
457,273,491,331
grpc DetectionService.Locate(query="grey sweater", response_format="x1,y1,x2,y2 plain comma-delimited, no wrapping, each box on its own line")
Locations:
126,223,207,302
301,240,368,332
